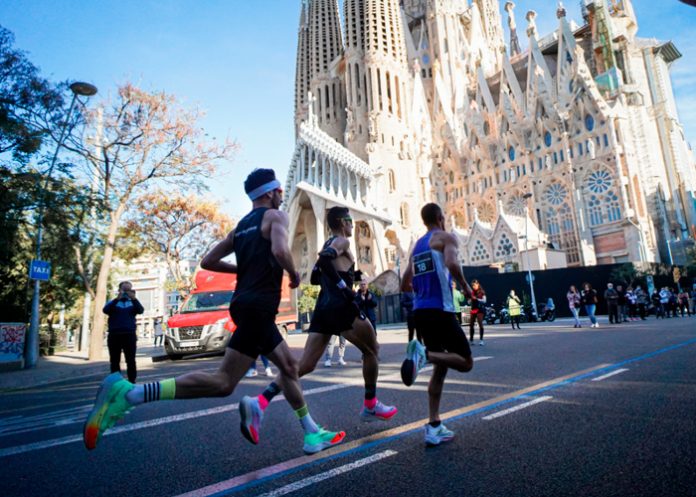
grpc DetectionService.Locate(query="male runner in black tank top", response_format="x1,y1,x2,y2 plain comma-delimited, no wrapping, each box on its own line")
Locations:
250,206,397,425
83,169,344,456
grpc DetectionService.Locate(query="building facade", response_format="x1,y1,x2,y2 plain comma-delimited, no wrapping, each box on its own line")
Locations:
283,0,696,280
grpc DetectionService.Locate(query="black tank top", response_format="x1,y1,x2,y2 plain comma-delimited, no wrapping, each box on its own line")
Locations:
229,207,283,313
315,237,355,310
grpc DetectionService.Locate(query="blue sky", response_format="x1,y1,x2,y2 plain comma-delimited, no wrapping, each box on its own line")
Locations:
2,1,694,219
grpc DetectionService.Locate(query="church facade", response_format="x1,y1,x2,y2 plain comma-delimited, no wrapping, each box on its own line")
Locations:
282,0,696,281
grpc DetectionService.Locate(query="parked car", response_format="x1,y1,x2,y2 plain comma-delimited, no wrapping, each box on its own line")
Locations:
165,270,297,359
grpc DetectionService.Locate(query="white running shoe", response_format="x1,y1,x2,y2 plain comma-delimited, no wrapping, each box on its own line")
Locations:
264,367,273,377
479,340,485,346
324,359,332,368
338,358,347,366
401,339,427,386
424,422,455,446
245,369,258,378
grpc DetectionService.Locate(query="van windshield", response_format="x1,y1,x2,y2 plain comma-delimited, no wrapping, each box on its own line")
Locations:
180,291,234,313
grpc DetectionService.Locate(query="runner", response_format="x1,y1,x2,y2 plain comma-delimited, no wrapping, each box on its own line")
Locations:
400,203,474,446
242,206,397,439
83,168,344,455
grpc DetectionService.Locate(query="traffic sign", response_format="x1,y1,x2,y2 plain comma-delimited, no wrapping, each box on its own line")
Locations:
30,260,51,281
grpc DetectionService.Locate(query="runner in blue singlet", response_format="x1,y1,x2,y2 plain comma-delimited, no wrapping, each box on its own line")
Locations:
400,203,475,446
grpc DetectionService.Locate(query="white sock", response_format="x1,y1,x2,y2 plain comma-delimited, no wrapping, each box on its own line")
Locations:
125,385,145,405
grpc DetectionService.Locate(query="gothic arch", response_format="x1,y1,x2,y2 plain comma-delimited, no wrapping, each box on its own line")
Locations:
539,180,580,264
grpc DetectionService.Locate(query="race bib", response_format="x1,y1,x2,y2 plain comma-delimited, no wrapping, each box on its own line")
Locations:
414,251,435,275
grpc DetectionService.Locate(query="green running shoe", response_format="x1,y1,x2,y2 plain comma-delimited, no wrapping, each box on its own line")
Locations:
303,427,346,455
83,373,134,450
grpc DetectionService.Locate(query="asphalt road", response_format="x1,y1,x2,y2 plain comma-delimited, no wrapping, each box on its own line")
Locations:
2,317,695,497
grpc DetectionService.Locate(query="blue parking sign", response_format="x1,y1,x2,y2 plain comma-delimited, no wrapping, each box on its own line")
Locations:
30,260,51,281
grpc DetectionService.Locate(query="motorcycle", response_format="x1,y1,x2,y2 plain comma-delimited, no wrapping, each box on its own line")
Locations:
537,298,556,322
484,304,499,325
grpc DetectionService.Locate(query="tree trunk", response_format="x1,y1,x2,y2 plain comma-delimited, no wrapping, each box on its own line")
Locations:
88,202,127,360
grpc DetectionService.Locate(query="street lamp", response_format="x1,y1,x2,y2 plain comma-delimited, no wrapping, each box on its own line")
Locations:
522,193,538,320
26,81,97,369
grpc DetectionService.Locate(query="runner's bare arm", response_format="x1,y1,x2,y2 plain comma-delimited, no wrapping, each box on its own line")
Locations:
200,230,238,273
401,251,414,292
269,210,301,288
443,233,472,295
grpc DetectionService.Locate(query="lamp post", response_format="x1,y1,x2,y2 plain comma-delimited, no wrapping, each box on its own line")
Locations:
523,193,538,320
26,81,97,369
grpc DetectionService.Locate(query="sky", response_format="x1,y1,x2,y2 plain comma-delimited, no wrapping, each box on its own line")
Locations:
1,0,695,220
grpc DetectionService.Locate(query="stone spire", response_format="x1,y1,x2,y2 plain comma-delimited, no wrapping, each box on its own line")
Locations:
505,1,522,57
525,10,538,40
306,0,345,142
294,0,311,134
474,0,506,61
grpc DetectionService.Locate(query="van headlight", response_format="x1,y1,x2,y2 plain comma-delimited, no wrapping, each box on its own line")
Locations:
203,318,229,336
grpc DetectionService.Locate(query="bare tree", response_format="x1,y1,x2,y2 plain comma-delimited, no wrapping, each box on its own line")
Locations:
64,83,237,359
121,191,235,295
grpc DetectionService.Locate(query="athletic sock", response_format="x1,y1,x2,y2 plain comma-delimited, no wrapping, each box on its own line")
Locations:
364,384,377,409
295,405,319,434
258,382,281,411
125,379,176,405
429,420,441,428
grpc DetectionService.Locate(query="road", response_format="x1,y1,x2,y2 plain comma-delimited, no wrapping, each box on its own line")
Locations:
2,317,696,497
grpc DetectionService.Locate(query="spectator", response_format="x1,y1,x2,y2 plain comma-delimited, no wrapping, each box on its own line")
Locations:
581,283,599,328
567,285,582,328
604,283,619,324
469,280,487,345
452,284,467,324
634,285,648,320
103,281,144,383
355,281,378,330
400,291,420,343
659,287,671,318
625,286,637,321
153,317,164,346
246,356,273,377
324,336,347,367
652,289,663,318
677,290,691,317
669,288,679,317
616,284,629,323
691,287,696,316
507,289,522,330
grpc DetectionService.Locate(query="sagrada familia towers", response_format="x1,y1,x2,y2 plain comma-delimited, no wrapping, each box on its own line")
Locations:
283,0,696,282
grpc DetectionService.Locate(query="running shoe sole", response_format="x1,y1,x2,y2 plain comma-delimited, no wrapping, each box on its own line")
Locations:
303,431,346,455
239,396,260,445
360,409,398,422
83,372,124,450
401,358,416,386
425,434,454,447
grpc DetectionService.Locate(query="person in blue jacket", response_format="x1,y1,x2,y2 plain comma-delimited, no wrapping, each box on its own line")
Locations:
103,281,144,383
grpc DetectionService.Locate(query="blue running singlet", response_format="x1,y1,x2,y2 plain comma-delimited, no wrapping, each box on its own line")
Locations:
412,232,454,312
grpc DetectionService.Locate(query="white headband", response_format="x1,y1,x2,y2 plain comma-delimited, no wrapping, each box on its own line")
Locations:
247,179,281,200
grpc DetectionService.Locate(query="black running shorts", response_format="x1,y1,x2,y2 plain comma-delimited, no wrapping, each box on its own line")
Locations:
414,309,471,358
228,307,284,358
308,302,363,336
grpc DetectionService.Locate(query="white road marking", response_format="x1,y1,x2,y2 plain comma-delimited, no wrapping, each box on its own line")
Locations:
482,396,553,421
253,450,398,497
476,356,493,361
591,368,629,382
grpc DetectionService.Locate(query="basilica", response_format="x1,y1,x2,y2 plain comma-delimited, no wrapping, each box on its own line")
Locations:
282,0,696,281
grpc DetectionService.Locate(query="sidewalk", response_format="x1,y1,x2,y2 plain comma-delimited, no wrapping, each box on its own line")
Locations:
0,344,168,393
